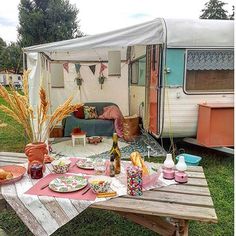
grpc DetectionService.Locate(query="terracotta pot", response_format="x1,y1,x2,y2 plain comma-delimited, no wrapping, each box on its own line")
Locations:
25,142,48,173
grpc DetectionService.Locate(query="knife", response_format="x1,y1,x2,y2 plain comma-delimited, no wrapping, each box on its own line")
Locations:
40,183,49,190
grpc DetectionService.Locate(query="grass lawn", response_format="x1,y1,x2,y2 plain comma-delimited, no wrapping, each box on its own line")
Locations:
0,96,26,152
0,96,234,235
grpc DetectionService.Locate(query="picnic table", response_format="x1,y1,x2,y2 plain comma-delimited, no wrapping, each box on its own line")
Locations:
0,163,217,236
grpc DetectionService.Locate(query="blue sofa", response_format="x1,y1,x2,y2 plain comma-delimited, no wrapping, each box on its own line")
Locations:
63,102,117,137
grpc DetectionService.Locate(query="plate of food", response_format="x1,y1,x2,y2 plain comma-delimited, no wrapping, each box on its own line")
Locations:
76,158,95,170
87,136,103,144
51,158,71,174
88,176,112,193
0,165,26,185
49,175,88,193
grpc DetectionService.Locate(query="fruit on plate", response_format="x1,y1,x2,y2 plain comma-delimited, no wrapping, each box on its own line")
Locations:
90,180,105,185
87,136,103,144
0,168,13,180
88,176,111,193
51,158,71,174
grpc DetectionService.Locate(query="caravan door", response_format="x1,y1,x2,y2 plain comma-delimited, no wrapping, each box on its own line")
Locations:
145,45,161,136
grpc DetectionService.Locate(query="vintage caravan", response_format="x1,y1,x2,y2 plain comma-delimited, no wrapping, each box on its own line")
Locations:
23,18,234,138
0,70,22,88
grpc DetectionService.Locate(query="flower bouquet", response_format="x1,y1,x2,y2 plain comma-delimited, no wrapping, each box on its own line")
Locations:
0,70,82,171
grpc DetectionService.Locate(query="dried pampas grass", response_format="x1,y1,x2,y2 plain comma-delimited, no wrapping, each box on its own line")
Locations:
0,70,81,143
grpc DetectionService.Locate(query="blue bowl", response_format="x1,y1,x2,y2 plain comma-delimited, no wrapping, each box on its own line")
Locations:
176,154,202,166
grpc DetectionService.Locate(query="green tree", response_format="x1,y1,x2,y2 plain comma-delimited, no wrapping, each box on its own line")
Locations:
1,43,22,74
0,37,7,71
200,0,228,19
229,5,235,19
18,0,82,47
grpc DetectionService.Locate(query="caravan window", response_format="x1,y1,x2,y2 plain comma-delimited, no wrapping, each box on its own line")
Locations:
131,56,146,86
51,64,64,88
185,49,234,93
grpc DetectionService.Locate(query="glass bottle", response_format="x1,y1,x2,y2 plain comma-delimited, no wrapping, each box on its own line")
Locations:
109,154,115,177
110,133,121,174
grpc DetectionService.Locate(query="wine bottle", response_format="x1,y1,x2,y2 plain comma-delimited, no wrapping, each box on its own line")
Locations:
110,133,121,174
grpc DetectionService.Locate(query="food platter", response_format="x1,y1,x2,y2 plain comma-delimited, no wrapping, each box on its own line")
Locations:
76,158,95,170
49,175,88,193
0,165,26,185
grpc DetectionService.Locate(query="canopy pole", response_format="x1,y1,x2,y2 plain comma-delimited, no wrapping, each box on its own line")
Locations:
22,51,27,70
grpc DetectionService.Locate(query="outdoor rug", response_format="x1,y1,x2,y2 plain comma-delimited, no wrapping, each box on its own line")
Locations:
51,131,166,160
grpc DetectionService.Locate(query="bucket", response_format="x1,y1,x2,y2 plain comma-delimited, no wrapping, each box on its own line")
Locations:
176,154,202,166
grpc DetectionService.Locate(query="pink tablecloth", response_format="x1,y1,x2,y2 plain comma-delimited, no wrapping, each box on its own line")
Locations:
25,173,96,200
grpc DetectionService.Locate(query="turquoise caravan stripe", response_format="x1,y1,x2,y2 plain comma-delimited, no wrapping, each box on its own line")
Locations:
166,49,185,86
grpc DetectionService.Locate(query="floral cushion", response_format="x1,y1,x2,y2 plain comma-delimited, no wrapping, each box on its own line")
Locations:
84,106,98,119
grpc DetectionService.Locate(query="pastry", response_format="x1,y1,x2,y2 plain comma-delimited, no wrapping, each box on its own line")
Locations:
0,168,13,180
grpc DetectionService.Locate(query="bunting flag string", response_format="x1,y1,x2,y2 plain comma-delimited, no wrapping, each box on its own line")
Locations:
63,63,69,73
89,65,96,75
99,63,107,74
75,63,81,73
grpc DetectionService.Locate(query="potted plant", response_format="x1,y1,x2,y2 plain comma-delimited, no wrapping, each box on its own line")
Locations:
75,76,83,90
0,70,82,172
98,74,106,89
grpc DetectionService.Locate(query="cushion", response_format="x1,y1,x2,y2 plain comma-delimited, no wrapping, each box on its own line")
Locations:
99,105,124,120
74,106,84,119
84,106,98,119
84,102,117,116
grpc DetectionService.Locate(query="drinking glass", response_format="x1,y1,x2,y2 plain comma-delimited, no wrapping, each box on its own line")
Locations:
94,158,106,175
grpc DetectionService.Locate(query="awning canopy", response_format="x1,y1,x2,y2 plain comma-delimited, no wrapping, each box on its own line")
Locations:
23,18,234,61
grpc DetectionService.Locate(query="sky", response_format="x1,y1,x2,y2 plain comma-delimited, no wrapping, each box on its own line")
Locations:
0,0,234,43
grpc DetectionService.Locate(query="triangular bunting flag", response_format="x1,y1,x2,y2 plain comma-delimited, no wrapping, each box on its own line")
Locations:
99,63,107,74
89,65,96,75
75,63,81,73
63,63,69,73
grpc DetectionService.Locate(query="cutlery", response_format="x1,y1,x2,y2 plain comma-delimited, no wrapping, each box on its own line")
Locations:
40,183,49,190
82,186,91,195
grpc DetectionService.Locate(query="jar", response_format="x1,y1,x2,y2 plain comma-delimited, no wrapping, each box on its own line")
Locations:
30,163,43,179
94,158,106,175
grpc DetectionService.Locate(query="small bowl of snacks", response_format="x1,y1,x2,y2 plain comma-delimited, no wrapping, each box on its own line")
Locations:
88,176,112,193
51,158,71,174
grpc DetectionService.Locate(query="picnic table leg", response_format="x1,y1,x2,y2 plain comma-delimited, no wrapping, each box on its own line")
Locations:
118,212,176,236
171,219,188,236
178,220,188,236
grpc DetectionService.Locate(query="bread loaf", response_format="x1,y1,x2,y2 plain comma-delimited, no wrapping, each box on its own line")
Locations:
130,151,149,175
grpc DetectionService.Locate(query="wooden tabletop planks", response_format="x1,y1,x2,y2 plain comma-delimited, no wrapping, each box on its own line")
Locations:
91,165,218,224
0,161,218,236
92,196,217,223
0,152,27,166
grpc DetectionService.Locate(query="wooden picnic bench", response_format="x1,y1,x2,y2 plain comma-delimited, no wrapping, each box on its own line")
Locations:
92,165,217,235
0,158,217,236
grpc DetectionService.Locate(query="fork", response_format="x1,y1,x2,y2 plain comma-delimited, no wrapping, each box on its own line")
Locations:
82,186,91,195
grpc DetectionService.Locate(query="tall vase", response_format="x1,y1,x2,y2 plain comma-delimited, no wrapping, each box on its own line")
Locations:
25,142,48,173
